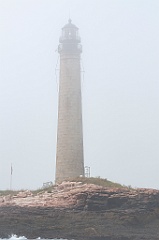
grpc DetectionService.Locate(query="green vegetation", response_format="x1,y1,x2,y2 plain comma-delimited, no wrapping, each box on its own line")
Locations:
0,190,20,196
68,176,124,188
31,177,125,195
0,177,125,196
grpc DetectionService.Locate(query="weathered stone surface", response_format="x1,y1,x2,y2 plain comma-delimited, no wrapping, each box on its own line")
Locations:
0,182,159,239
56,20,84,183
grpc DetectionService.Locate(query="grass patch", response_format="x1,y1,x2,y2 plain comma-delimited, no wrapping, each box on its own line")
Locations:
0,177,126,196
67,177,124,188
0,190,21,196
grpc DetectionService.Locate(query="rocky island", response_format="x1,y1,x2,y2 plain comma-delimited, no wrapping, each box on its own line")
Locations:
0,178,159,240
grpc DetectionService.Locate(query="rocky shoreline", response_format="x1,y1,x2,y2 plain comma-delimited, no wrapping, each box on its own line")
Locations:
0,182,159,239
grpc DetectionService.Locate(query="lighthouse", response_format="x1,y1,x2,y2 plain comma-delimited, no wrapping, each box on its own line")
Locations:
55,19,84,183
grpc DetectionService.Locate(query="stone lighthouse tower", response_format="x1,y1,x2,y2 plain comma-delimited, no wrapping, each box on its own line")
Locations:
55,19,84,183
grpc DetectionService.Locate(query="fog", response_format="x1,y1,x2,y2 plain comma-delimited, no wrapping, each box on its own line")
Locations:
0,0,159,190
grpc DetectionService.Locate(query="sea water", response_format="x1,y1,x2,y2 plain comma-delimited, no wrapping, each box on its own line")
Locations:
0,235,67,240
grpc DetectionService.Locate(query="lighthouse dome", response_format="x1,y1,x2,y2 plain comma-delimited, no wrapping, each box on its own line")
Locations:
59,19,81,43
62,19,78,30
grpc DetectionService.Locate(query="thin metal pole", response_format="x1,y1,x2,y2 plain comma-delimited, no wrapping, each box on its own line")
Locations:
10,163,13,190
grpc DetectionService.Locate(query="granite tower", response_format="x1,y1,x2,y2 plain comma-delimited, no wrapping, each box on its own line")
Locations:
55,19,84,183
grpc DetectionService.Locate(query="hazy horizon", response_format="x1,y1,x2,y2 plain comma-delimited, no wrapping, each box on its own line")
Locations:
0,0,159,190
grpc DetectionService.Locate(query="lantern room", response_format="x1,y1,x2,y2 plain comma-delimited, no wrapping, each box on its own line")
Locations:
58,19,82,54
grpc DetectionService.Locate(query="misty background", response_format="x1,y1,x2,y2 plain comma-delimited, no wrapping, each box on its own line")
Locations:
0,0,159,190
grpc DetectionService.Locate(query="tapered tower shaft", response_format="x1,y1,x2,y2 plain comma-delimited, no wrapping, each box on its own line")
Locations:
55,19,84,183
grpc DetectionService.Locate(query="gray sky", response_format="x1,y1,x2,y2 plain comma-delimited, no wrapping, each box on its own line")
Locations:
0,0,159,190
